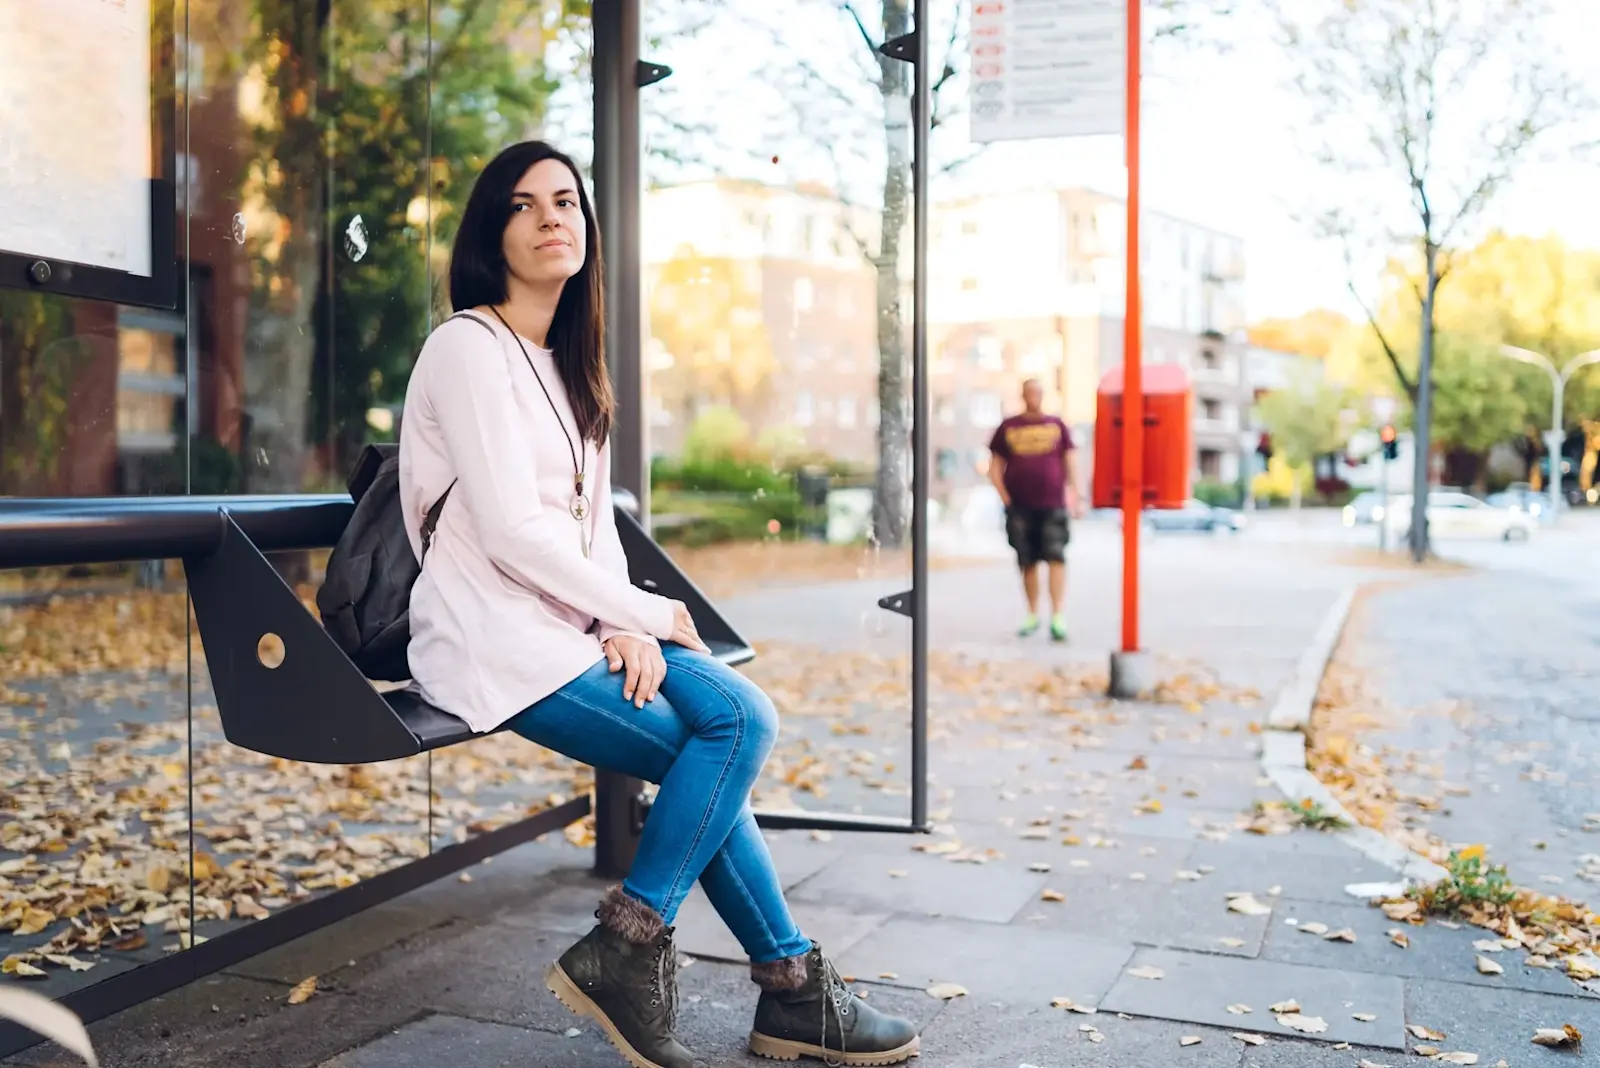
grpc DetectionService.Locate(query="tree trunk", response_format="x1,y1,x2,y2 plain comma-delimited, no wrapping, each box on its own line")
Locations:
871,0,912,550
1409,240,1438,562
242,0,330,496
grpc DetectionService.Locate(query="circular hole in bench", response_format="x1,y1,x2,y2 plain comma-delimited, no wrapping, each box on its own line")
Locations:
257,633,286,669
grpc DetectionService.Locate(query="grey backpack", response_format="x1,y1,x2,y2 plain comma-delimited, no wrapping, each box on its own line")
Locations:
317,311,492,680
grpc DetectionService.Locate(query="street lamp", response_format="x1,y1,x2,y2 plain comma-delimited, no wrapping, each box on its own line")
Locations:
1499,345,1600,523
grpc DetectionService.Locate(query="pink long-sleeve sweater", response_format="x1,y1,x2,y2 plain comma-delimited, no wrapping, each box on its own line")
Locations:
397,312,676,733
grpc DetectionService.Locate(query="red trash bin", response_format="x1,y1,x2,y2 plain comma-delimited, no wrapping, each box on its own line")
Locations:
1091,363,1192,511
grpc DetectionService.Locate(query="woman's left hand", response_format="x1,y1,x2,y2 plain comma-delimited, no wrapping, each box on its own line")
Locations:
604,635,666,709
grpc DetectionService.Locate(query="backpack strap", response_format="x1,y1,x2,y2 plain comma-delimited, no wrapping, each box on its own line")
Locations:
417,313,493,563
420,480,456,563
446,309,498,337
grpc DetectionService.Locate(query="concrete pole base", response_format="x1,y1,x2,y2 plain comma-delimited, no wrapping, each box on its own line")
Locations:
1109,650,1159,699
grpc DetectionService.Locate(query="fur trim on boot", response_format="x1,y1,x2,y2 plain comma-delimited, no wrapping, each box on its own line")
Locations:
750,953,808,992
595,885,666,945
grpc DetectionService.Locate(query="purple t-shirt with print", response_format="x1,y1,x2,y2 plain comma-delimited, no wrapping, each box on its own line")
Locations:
989,414,1073,511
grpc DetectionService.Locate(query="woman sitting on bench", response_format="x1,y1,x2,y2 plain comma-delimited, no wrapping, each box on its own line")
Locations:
397,140,920,1068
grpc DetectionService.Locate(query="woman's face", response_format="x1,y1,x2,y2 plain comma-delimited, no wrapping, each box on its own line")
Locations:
502,158,587,288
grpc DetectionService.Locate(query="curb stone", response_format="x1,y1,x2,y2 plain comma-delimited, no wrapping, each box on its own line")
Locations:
1259,583,1450,890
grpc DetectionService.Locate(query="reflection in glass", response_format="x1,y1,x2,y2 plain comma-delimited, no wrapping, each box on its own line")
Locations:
642,1,917,818
178,0,436,920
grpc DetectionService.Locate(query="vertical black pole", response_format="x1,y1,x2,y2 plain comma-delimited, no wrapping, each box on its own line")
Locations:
592,0,646,878
909,0,930,832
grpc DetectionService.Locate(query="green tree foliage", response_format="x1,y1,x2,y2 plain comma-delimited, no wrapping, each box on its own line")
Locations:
1255,378,1353,471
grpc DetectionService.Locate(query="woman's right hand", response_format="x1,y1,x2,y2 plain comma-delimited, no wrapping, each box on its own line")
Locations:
669,600,710,653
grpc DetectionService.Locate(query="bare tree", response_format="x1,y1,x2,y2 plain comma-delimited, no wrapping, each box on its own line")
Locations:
1276,0,1582,559
807,0,967,551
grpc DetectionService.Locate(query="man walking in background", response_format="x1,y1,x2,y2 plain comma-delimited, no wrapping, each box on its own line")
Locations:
989,378,1083,641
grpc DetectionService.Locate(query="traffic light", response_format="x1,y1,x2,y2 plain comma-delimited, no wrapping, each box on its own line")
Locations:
1380,424,1398,461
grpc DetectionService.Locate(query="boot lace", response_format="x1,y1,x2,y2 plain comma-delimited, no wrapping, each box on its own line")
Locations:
648,939,681,1029
815,951,853,1067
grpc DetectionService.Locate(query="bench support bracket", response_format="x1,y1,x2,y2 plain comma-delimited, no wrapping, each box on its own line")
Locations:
184,511,422,764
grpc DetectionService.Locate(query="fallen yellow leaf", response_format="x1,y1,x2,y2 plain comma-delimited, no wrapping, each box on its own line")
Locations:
1278,1013,1328,1035
924,982,967,1000
1531,1024,1581,1048
287,976,317,1005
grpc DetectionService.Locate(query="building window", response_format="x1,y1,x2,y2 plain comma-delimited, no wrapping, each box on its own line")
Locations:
975,335,1004,371
1201,398,1222,422
837,396,857,428
937,396,956,425
1201,348,1219,370
969,391,1002,427
794,391,814,426
793,276,814,312
1199,449,1222,479
117,309,186,453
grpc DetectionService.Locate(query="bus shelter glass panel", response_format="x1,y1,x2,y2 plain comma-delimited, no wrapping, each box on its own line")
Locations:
423,0,600,857
642,0,919,822
182,0,432,945
0,556,194,1000
0,1,197,1000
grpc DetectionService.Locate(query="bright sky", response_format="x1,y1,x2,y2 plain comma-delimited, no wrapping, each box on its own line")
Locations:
947,1,1600,322
586,1,1600,326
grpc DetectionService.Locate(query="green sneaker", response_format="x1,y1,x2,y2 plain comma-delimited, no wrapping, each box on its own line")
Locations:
1018,614,1040,638
1050,615,1067,642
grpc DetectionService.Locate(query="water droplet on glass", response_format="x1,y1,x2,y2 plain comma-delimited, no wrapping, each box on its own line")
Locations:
230,213,247,244
343,214,369,262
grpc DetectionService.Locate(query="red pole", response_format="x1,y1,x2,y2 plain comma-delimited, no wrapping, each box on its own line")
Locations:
1119,0,1143,654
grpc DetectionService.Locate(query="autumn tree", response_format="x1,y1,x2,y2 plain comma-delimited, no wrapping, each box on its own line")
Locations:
1354,231,1600,487
1274,0,1583,558
648,252,779,427
1254,377,1355,508
226,0,588,494
1246,309,1350,361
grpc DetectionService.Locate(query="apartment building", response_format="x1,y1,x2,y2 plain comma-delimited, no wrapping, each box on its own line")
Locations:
643,179,1255,498
928,187,1249,490
642,179,884,466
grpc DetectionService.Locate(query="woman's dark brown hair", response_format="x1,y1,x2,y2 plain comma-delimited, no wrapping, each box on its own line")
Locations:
448,140,612,444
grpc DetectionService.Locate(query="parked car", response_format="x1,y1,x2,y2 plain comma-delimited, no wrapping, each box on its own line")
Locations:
1342,491,1388,527
1383,491,1535,542
1486,484,1553,522
1137,499,1245,533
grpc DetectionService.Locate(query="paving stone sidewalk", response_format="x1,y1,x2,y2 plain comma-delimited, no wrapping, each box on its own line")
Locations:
10,531,1597,1067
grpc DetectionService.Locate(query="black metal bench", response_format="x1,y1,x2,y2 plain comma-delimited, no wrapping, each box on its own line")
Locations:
0,491,752,765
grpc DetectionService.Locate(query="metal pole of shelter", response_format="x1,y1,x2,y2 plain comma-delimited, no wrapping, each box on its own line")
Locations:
1119,0,1143,654
909,0,931,831
592,0,647,879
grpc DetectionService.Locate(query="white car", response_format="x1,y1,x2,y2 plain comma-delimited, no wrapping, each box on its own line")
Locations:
1383,491,1535,542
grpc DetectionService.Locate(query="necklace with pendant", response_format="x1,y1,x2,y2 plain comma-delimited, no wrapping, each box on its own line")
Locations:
491,307,593,556
570,477,590,521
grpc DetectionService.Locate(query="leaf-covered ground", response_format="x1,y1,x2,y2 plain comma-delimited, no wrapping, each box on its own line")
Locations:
0,581,1253,984
1307,587,1600,994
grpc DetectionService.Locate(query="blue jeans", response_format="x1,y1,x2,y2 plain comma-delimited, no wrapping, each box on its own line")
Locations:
506,644,811,964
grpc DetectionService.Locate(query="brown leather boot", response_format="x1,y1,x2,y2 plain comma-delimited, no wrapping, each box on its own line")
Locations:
545,885,695,1068
748,942,920,1065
